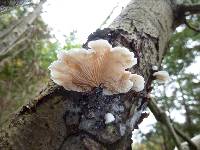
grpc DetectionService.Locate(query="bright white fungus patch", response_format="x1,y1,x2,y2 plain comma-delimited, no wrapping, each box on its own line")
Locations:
153,71,170,82
152,65,158,71
49,39,145,95
104,113,115,124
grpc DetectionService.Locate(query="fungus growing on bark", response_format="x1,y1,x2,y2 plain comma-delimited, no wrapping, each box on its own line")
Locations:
130,74,145,92
104,113,115,124
49,39,144,95
153,71,170,82
152,65,158,71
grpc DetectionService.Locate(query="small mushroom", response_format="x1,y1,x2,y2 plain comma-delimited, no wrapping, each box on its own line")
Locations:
104,113,115,124
153,71,170,82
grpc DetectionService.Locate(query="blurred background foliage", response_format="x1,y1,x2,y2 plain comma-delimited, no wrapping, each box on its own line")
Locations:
0,0,199,149
0,2,80,125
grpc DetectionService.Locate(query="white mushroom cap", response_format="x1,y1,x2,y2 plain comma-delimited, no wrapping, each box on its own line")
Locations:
152,65,158,71
130,74,145,92
153,71,170,82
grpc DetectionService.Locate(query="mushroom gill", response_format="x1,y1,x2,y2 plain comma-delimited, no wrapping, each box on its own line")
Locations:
49,39,144,95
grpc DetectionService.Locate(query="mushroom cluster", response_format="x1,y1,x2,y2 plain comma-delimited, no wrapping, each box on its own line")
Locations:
49,39,145,95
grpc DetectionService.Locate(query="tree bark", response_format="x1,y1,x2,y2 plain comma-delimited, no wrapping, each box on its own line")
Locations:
0,0,176,149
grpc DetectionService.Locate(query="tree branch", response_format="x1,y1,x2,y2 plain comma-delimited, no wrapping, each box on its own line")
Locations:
99,4,118,29
0,0,33,12
148,99,198,150
174,126,198,150
187,45,200,51
178,4,200,15
0,0,30,6
174,3,200,28
0,0,46,56
0,28,33,64
148,99,183,150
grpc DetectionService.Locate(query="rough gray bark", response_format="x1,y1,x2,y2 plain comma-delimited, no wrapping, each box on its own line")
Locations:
0,0,176,149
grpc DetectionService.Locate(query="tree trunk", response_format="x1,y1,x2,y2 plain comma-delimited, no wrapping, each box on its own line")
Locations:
0,0,176,149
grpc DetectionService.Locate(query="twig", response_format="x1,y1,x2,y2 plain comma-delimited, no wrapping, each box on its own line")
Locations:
99,4,118,29
0,37,28,65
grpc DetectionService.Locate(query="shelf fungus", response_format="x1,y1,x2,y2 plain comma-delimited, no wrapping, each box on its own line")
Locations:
49,39,145,95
